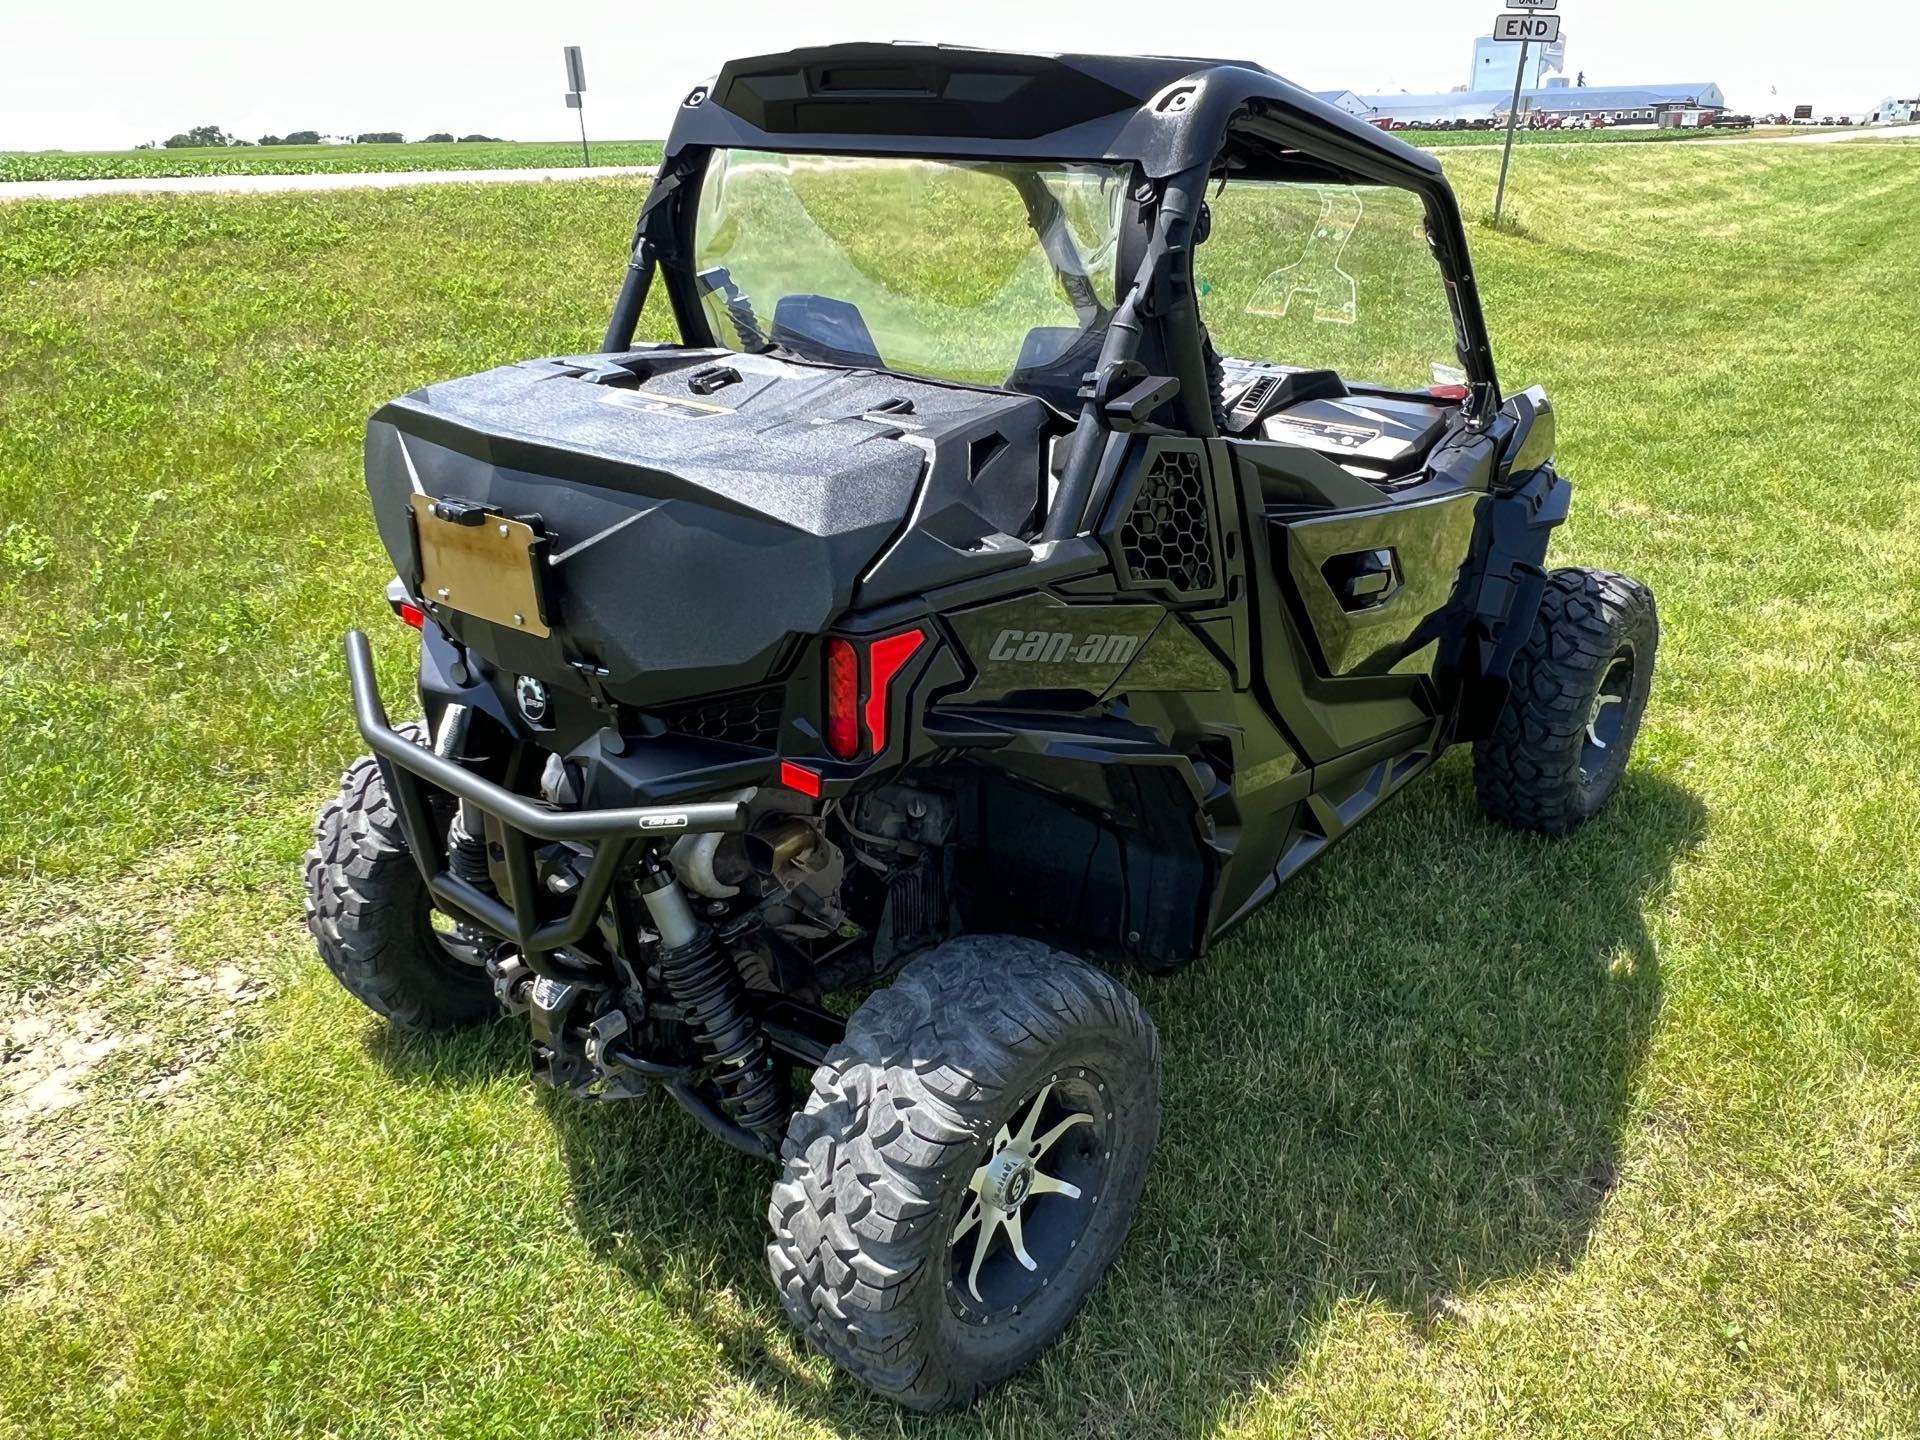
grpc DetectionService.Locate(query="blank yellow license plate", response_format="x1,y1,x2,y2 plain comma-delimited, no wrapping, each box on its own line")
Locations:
409,494,551,638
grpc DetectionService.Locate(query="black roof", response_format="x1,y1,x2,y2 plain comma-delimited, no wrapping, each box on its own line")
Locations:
663,43,1442,182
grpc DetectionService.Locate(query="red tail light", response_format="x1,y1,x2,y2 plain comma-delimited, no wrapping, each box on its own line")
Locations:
397,602,426,630
824,637,860,759
821,628,927,762
863,628,925,753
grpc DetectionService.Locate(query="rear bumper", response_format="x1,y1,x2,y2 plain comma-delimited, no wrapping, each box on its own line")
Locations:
344,630,746,964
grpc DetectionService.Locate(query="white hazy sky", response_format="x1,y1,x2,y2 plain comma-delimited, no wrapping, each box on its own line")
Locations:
4,0,1916,152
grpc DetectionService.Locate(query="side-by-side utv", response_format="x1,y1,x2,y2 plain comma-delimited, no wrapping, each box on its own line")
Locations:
305,44,1657,1410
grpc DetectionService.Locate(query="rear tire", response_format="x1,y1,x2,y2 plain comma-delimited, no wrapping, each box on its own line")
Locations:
767,935,1160,1411
1475,567,1658,835
303,728,497,1033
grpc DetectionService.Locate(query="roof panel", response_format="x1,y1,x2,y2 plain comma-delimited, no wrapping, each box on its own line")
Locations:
660,43,1445,181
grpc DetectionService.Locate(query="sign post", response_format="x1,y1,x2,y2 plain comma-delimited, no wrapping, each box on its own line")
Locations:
1489,9,1560,226
563,46,590,166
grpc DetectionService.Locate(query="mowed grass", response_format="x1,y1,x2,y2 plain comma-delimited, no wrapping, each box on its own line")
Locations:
0,139,665,184
1,144,1917,1437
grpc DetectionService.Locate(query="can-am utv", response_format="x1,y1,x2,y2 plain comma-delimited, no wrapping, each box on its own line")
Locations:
306,44,1657,1410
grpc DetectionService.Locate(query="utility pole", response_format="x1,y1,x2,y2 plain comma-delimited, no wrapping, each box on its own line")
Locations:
1495,40,1529,226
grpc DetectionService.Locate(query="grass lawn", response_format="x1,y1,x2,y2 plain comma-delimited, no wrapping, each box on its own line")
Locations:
2,144,1917,1437
0,140,665,184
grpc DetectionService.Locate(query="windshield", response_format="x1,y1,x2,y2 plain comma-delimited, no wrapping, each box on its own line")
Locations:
692,150,1128,390
1196,180,1463,392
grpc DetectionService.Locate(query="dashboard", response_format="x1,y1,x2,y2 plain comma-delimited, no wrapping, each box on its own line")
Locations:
1220,360,1458,483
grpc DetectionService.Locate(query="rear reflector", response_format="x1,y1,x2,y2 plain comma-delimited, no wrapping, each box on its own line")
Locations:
863,628,926,753
398,602,426,631
1430,384,1471,402
779,760,824,798
824,638,860,760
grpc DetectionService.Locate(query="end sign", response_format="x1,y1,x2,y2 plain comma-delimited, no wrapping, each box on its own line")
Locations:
1494,12,1561,43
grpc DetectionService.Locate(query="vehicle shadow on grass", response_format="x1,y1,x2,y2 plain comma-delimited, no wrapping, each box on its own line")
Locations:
402,755,1705,1437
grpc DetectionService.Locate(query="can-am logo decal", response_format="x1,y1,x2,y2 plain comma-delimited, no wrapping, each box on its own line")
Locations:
987,629,1141,666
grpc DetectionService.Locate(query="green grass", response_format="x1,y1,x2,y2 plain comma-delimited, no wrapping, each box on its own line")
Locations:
2,144,1918,1437
0,140,664,183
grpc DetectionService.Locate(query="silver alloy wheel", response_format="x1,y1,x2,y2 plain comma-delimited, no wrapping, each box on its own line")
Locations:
949,1075,1107,1311
1581,645,1637,775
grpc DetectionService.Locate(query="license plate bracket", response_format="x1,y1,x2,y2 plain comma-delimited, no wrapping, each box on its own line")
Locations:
408,494,552,638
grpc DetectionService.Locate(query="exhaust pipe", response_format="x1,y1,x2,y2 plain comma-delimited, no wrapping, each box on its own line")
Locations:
745,818,819,877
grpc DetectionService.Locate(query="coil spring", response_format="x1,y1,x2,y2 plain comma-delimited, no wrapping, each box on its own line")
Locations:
447,812,490,888
656,925,786,1140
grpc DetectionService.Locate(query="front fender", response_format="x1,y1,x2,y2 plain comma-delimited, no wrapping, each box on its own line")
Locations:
1454,464,1573,739
1498,385,1557,486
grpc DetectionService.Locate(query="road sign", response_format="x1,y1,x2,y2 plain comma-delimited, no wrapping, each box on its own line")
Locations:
562,47,590,165
1493,12,1561,43
1504,0,1558,9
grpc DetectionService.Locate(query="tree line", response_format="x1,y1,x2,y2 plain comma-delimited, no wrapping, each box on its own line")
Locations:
143,125,502,149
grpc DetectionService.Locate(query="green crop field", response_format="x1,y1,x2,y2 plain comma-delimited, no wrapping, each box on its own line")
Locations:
0,139,665,183
0,128,1784,186
2,144,1917,1438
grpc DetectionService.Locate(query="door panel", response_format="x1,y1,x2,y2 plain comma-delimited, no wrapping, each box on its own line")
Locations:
1230,440,1481,765
1281,490,1480,677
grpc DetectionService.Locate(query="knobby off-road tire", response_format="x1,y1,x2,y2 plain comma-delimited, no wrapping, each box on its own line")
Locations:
768,936,1161,1411
1475,566,1659,835
303,726,496,1032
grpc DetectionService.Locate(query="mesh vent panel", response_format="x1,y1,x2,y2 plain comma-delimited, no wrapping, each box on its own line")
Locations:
660,688,783,749
1120,449,1215,594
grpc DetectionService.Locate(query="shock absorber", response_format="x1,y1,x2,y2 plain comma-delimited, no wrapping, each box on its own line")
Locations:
434,706,492,891
635,855,786,1144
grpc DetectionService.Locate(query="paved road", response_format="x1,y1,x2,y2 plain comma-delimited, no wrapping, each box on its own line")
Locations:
1755,126,1920,144
1425,126,1919,153
0,163,656,203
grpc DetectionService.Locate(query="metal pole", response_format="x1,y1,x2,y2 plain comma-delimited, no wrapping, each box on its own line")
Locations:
577,100,590,167
1494,39,1528,227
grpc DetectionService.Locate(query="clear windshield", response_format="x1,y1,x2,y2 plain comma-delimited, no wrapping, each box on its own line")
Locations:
1196,181,1463,392
692,150,1128,389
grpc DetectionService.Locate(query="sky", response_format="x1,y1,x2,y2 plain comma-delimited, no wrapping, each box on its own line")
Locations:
3,0,1916,152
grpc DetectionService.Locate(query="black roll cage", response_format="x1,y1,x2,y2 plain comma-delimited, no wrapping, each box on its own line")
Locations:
599,44,1503,540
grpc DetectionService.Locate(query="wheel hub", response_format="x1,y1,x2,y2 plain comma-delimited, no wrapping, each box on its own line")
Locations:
983,1151,1034,1209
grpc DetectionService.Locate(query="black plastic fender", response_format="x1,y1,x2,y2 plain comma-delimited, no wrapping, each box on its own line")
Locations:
1455,463,1573,740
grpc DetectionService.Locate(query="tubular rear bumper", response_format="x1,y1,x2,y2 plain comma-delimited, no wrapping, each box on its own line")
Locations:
343,630,746,965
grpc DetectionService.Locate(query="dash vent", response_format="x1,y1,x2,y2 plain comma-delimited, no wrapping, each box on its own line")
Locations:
1232,375,1280,423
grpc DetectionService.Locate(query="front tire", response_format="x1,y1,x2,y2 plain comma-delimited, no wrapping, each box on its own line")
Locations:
303,731,498,1033
1475,567,1659,834
767,935,1160,1411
